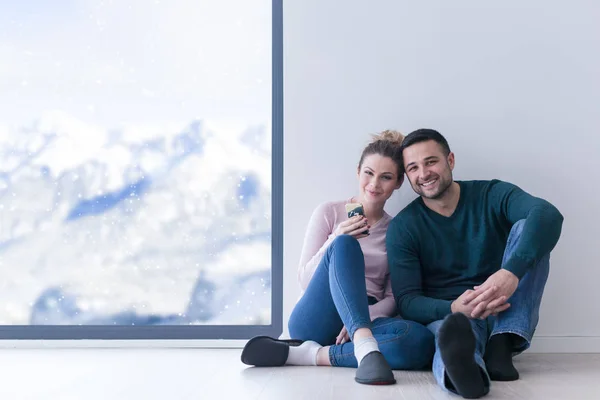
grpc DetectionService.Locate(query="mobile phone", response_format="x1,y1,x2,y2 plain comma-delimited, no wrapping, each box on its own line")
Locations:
345,203,369,235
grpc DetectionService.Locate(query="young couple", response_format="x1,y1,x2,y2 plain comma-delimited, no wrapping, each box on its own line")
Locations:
241,129,563,398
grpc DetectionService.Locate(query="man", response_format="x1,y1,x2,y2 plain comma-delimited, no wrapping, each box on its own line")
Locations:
387,129,563,398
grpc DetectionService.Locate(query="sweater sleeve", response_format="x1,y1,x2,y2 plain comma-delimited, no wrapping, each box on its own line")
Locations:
490,180,564,279
387,218,452,325
297,202,337,291
368,276,397,320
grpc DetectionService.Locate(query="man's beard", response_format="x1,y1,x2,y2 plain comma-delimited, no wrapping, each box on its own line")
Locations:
413,173,453,200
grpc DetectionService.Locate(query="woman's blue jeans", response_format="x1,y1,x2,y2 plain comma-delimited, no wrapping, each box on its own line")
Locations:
288,234,434,369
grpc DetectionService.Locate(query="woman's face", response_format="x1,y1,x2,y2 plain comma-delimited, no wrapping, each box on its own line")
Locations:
357,154,403,208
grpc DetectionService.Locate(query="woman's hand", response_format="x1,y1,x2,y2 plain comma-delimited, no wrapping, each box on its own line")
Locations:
334,215,370,239
336,326,350,345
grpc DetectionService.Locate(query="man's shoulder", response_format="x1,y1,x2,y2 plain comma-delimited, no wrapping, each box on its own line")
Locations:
460,179,521,201
390,197,424,228
461,179,516,191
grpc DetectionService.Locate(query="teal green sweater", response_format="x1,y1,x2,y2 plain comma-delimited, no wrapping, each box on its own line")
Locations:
387,180,563,325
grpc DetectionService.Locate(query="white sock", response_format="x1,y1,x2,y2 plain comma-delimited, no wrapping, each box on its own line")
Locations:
285,341,322,366
353,336,380,365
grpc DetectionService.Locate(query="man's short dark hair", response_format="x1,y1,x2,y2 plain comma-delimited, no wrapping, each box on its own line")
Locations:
400,129,451,156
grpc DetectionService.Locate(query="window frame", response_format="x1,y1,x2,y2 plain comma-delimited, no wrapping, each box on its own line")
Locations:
0,0,283,341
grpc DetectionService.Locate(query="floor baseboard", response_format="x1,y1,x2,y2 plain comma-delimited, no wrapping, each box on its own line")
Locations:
528,336,600,353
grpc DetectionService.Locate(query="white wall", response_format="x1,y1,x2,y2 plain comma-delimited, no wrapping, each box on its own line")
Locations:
283,0,600,351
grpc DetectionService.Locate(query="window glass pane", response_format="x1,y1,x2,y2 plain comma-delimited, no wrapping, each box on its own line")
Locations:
0,0,274,330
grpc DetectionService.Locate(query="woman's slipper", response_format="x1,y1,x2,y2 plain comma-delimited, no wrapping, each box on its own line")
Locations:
241,336,304,366
354,351,396,385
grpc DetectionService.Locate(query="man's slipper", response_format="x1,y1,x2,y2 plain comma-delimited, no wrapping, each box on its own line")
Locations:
354,351,396,385
241,336,304,366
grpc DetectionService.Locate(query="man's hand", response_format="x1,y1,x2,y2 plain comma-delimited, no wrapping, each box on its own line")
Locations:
336,326,350,345
461,269,519,318
451,286,511,319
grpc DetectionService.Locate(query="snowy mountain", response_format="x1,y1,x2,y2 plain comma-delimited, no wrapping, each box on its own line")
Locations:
0,111,272,325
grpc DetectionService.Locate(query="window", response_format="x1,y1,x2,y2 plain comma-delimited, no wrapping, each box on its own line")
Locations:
0,0,282,339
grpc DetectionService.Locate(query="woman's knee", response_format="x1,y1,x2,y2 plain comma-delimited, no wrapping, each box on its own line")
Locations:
382,320,435,370
331,234,360,251
328,235,364,274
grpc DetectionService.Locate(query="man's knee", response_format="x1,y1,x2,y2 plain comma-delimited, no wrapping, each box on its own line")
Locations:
511,219,526,234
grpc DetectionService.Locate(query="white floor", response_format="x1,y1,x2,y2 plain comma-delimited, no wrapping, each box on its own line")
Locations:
0,349,599,399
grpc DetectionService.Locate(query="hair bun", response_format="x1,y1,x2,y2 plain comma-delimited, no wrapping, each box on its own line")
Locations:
371,129,404,145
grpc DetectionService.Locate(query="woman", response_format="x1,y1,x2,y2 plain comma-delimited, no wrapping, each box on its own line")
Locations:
241,130,434,385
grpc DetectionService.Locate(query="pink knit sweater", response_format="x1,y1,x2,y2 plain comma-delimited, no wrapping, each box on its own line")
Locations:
297,199,397,320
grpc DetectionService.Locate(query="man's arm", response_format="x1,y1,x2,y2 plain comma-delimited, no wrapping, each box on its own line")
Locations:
386,218,452,325
492,180,564,279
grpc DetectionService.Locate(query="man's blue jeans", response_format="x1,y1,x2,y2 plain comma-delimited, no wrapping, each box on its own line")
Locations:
289,234,435,369
427,220,550,394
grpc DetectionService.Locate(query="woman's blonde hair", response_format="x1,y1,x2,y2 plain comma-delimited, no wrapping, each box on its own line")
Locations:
358,129,405,179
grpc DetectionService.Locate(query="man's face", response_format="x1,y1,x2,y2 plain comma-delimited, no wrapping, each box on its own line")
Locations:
402,140,455,199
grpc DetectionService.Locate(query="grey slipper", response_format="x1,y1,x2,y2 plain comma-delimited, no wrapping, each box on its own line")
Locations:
241,336,304,366
355,351,396,385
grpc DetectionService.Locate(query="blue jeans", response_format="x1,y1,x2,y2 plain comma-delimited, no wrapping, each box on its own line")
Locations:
427,220,550,394
289,234,434,369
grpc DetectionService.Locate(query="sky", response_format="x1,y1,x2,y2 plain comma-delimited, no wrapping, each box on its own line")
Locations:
0,0,272,128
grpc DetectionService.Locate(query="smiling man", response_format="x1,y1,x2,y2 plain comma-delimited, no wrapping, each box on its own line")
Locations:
386,129,563,398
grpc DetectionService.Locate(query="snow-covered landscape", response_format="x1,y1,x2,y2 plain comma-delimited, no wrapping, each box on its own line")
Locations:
0,0,273,327
0,111,272,325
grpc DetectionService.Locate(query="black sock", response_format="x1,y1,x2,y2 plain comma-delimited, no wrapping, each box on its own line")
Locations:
438,313,487,399
484,333,520,381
